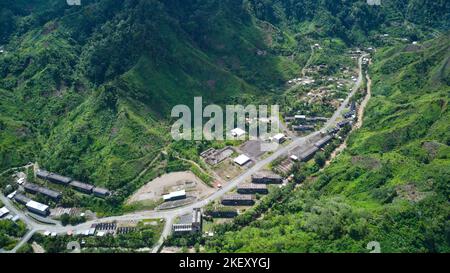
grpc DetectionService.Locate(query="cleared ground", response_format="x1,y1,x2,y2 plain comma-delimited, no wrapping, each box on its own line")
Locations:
126,171,215,205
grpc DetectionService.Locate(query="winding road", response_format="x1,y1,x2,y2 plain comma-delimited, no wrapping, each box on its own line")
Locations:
1,54,369,253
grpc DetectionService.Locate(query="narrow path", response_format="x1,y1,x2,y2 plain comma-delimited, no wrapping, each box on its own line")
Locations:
175,157,220,186
326,65,372,165
301,45,315,77
355,72,372,129
132,154,161,184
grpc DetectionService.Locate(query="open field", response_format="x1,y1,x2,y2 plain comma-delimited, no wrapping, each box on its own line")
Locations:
126,171,215,205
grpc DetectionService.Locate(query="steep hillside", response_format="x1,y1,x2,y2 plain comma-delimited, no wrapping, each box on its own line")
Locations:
0,0,448,215
0,0,300,196
206,35,450,253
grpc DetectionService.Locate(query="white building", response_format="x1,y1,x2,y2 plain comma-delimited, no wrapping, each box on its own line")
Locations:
7,191,16,199
163,189,186,202
26,200,49,216
234,154,251,166
0,207,10,218
273,133,286,144
230,128,246,137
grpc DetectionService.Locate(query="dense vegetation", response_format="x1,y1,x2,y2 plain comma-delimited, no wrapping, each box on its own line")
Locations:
206,35,450,253
0,219,28,250
0,0,448,252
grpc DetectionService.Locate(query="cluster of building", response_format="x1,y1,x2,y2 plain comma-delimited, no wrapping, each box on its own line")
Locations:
172,208,203,234
343,102,357,119
12,193,50,216
0,206,20,222
5,169,111,217
286,115,328,133
23,182,61,201
220,171,282,206
232,133,286,167
290,134,335,162
36,169,110,198
287,76,315,86
201,147,233,166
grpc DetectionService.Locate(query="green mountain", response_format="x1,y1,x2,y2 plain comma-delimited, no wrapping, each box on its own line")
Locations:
0,0,302,195
0,0,448,239
206,34,450,253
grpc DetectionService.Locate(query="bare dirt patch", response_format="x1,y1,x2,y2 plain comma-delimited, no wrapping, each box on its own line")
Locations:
396,184,427,203
213,158,246,181
31,241,45,253
351,156,381,170
126,171,214,205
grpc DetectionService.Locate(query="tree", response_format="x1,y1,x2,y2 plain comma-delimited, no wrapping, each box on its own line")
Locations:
314,152,326,167
60,213,70,226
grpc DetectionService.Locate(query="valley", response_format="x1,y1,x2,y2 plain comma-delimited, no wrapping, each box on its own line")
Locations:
0,0,448,254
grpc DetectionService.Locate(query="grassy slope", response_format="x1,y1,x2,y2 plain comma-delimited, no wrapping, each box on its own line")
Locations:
0,0,299,198
207,35,450,253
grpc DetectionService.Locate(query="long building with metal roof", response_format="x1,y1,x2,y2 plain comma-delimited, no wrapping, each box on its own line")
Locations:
221,194,255,206
237,184,268,194
23,182,62,200
314,135,334,148
70,181,94,194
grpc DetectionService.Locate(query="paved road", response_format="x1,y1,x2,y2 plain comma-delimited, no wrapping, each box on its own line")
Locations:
1,54,368,253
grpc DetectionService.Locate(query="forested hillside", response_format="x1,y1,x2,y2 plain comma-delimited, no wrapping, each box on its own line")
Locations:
0,0,301,194
206,35,450,253
0,0,449,218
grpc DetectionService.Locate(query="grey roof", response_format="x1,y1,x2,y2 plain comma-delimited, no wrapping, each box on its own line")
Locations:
48,173,72,184
222,194,254,201
36,169,50,178
305,117,328,122
299,146,319,160
314,135,333,148
93,187,110,195
338,120,351,127
252,171,282,180
23,182,40,192
192,208,202,224
292,125,315,131
70,181,94,191
237,184,268,190
23,182,61,199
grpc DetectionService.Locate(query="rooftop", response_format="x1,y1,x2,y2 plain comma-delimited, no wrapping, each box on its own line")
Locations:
252,170,282,180
0,207,9,218
70,181,94,191
314,135,333,148
93,187,110,196
23,182,61,199
222,194,254,201
26,200,49,212
231,128,246,137
273,133,286,140
163,190,186,201
234,154,251,166
48,173,72,184
36,169,50,178
237,184,268,189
